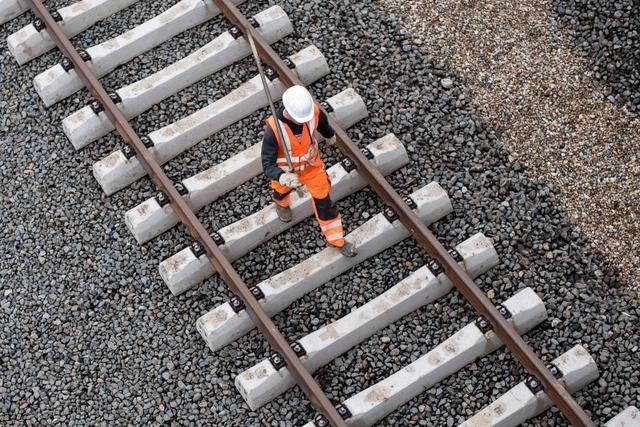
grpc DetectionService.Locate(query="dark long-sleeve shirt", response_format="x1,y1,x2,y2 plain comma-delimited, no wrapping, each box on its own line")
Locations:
261,106,335,180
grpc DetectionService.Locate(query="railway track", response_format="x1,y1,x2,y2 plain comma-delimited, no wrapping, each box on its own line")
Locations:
4,0,638,425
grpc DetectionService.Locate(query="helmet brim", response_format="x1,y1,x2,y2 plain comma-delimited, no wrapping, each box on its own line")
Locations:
287,108,314,124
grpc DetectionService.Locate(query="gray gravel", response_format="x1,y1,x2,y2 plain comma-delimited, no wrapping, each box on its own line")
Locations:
0,0,638,426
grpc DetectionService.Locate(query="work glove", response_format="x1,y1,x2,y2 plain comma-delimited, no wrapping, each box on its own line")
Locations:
326,135,337,146
279,172,301,189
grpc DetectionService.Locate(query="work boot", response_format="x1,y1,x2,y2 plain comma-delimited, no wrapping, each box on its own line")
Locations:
276,205,292,222
339,241,357,257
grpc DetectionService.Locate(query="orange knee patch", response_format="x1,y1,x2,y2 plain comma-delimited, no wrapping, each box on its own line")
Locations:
271,179,292,207
299,165,331,199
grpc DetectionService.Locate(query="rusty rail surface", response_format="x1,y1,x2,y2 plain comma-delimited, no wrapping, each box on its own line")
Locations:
212,1,596,425
23,1,347,426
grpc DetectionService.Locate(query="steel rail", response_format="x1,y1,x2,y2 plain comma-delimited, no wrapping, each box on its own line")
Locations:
212,1,597,425
24,1,347,426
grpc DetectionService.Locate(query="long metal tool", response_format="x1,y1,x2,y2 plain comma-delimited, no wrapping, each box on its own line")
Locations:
246,29,304,198
212,1,597,426
24,1,347,426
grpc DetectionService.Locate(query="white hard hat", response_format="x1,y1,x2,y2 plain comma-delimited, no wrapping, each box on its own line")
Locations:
282,85,314,123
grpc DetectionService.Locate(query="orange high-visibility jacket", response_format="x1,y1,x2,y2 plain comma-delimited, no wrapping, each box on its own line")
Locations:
265,105,321,172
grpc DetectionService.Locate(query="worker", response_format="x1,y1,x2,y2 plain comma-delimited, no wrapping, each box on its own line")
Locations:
261,85,357,257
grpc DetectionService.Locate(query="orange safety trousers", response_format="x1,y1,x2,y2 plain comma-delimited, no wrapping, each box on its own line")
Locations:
271,162,345,248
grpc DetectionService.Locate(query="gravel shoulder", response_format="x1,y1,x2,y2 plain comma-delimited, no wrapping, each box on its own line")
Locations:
553,0,640,113
0,0,638,426
379,0,639,287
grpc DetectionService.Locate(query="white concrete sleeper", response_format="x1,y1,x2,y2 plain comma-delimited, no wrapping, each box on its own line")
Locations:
0,0,27,26
125,88,367,244
236,232,499,410
302,287,548,427
93,45,329,195
459,344,599,427
605,406,640,427
62,5,292,150
33,0,246,106
159,134,409,295
196,182,453,351
8,0,140,65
